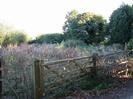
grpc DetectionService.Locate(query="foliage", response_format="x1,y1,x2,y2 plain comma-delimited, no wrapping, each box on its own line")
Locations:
109,4,133,44
79,74,120,91
127,38,133,49
59,39,87,48
2,31,28,46
63,10,106,44
32,33,64,44
0,23,12,46
0,32,4,46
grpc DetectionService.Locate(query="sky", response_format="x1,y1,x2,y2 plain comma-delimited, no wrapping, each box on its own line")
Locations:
0,0,132,38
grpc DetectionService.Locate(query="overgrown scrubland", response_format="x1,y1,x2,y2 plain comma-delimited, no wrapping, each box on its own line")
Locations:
2,43,124,99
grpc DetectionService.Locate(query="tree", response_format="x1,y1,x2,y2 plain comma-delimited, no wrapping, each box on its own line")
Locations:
2,31,28,46
0,23,12,46
63,10,106,44
63,10,79,33
109,4,133,44
33,33,64,44
0,32,4,46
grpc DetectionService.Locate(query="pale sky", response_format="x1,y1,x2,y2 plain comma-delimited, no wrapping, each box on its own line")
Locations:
0,0,132,38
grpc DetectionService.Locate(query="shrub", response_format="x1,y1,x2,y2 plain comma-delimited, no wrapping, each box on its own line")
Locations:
63,10,106,44
59,39,87,48
33,33,64,44
2,31,28,46
109,4,133,44
128,38,133,49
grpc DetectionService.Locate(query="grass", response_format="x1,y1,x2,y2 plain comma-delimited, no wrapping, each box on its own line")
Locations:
53,74,121,98
79,78,118,91
2,43,124,98
79,74,121,91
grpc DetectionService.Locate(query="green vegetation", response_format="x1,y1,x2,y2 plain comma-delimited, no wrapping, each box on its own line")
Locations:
128,38,133,49
0,32,4,45
2,31,28,46
27,4,133,48
0,4,132,48
63,10,106,44
30,33,64,44
0,24,11,46
59,39,87,48
109,4,133,44
1,4,133,97
1,3,133,99
0,24,30,47
79,74,120,91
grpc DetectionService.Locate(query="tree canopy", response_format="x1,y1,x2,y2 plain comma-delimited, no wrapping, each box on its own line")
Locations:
32,33,64,44
2,31,28,46
63,10,106,44
109,4,133,44
0,24,12,46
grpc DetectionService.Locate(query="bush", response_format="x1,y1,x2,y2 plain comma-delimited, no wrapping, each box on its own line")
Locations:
109,4,133,44
63,10,106,44
2,31,28,46
79,73,120,91
59,39,87,48
128,38,133,49
33,33,64,44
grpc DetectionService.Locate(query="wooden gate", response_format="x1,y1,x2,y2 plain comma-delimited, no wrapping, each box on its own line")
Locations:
33,50,133,99
33,55,98,99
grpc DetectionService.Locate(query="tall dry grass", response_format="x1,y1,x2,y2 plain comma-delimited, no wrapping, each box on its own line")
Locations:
1,43,123,99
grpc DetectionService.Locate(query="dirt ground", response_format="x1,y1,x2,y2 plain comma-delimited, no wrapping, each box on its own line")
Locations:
63,79,133,99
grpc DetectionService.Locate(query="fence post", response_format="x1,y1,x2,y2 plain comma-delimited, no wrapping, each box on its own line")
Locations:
124,42,127,51
0,57,2,98
91,53,98,78
33,59,44,99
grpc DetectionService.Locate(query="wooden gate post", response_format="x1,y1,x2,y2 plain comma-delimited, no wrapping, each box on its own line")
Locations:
33,59,44,99
91,53,98,78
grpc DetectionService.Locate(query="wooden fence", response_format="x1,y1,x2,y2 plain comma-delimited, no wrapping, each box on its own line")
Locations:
33,50,133,99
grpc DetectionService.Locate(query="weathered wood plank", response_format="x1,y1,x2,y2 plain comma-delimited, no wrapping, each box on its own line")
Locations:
44,74,88,93
44,56,92,65
33,60,45,99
